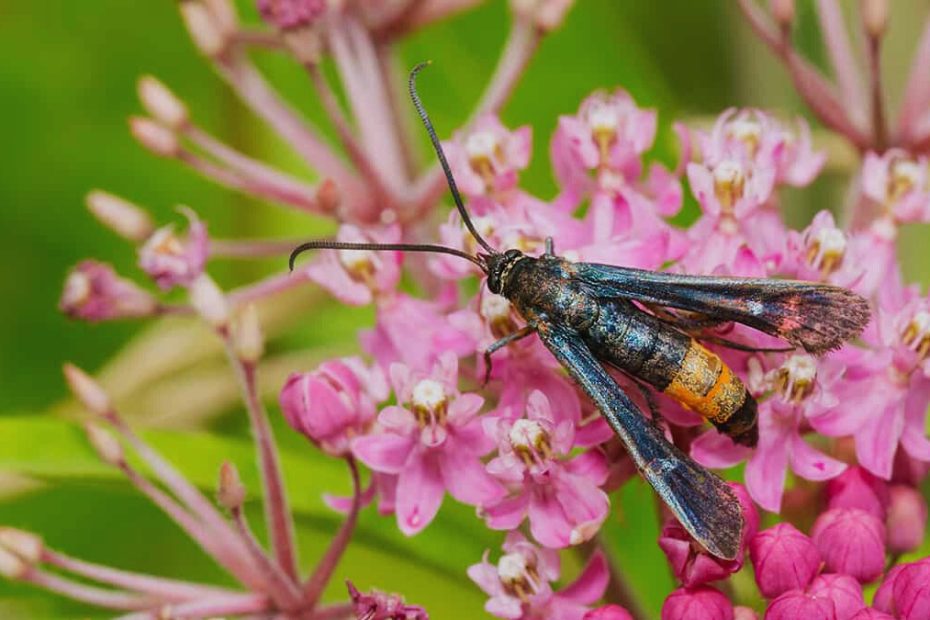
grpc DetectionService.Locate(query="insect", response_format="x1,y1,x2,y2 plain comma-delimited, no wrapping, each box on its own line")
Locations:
289,63,871,560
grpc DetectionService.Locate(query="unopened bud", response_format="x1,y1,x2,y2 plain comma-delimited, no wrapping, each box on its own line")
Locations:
138,76,189,131
0,546,28,580
217,461,246,510
233,305,264,363
0,529,43,565
130,117,180,158
316,178,340,214
202,0,238,36
189,274,229,329
85,423,124,467
179,0,228,57
770,0,795,29
860,0,888,39
86,190,155,242
63,363,111,416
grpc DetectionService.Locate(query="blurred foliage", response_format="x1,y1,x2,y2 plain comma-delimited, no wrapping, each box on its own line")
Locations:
1,1,929,618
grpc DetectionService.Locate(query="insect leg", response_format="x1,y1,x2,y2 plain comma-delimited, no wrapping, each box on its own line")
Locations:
483,326,535,386
544,237,555,257
698,335,794,353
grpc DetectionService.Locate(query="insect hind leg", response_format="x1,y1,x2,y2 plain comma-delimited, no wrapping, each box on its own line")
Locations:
482,326,535,386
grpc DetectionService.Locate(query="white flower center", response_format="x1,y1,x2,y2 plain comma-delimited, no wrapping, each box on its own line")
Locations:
775,354,818,402
586,101,619,134
806,227,847,275
496,552,540,602
62,271,91,306
509,419,546,448
497,553,528,581
338,248,375,278
412,379,446,412
902,310,930,359
480,294,511,322
713,160,747,211
727,118,762,153
465,131,498,162
889,158,923,200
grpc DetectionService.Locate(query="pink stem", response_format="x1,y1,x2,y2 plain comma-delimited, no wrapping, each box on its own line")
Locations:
227,271,307,307
865,32,888,150
113,593,271,620
178,150,322,213
897,16,930,143
25,569,155,611
815,0,867,128
312,602,355,619
43,549,237,602
737,0,872,150
210,238,306,259
399,0,484,34
234,28,285,50
225,350,299,581
303,458,361,607
231,506,303,608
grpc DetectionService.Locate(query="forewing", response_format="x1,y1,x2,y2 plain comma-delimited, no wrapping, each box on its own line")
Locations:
535,320,744,560
572,263,870,354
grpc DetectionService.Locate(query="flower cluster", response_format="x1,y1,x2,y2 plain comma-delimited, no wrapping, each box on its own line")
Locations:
8,1,930,620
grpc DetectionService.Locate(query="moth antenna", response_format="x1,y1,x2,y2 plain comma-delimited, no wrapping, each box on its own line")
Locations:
408,62,497,256
288,239,486,272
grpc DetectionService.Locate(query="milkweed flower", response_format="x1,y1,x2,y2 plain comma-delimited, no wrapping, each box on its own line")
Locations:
59,260,158,321
661,586,734,620
138,207,209,290
444,115,532,199
749,523,821,599
810,508,886,583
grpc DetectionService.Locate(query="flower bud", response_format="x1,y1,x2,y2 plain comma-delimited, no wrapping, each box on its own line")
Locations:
0,546,28,580
137,76,189,130
63,363,111,417
850,609,895,620
826,466,889,520
661,586,733,620
583,605,634,620
348,580,428,620
217,461,246,510
873,559,930,619
232,304,264,363
811,508,886,583
129,116,180,158
188,274,229,329
203,0,238,35
766,588,836,620
138,207,208,290
60,261,158,322
860,0,888,39
85,423,124,467
179,0,228,57
510,0,575,32
0,529,43,565
749,523,821,599
86,190,154,242
770,0,795,29
807,574,865,620
885,485,927,554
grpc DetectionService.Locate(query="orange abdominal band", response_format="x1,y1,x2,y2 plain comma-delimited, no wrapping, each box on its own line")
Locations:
663,341,746,424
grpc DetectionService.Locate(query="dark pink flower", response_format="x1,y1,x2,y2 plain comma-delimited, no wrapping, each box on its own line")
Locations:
749,523,821,599
351,354,504,535
60,260,157,321
279,357,388,456
138,207,208,290
807,574,865,620
885,484,927,554
825,467,890,520
443,115,532,199
849,609,894,620
468,532,608,620
481,390,609,548
659,483,758,587
873,559,930,619
347,580,428,620
811,508,886,583
583,605,633,620
304,224,402,306
256,0,327,30
661,586,733,620
764,588,834,620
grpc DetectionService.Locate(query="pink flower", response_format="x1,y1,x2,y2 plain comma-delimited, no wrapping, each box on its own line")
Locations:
811,508,886,583
659,483,758,587
583,605,633,620
786,211,878,293
347,580,428,620
60,260,157,321
481,390,609,548
279,357,388,456
443,115,532,199
256,0,327,30
825,467,890,520
849,609,894,620
885,484,927,554
468,532,608,620
304,224,402,306
749,523,821,599
873,559,930,620
138,207,208,290
764,588,835,620
351,354,504,535
661,586,734,620
807,574,865,620
861,150,930,225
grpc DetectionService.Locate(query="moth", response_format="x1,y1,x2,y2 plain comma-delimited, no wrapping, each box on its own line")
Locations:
290,63,871,560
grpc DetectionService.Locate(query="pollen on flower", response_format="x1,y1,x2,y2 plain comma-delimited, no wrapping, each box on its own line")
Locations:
465,130,502,186
773,355,818,402
481,293,515,337
508,419,553,466
338,248,376,282
901,310,930,359
888,157,922,201
712,160,747,212
584,98,620,163
497,552,539,601
806,226,847,276
725,117,763,156
411,379,448,421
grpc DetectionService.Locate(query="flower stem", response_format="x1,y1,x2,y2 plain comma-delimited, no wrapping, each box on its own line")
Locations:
230,505,304,608
210,238,308,259
865,33,887,151
112,592,271,619
303,457,362,607
25,569,154,611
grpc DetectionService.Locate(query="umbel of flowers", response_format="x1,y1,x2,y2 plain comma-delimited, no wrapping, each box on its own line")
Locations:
3,0,930,619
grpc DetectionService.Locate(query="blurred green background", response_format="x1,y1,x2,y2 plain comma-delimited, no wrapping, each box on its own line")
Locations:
1,1,929,618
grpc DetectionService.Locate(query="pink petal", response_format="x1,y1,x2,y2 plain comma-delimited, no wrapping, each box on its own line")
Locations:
855,399,905,479
483,493,530,530
351,434,414,474
395,452,445,535
559,550,609,605
440,445,505,506
789,435,847,481
691,430,751,469
745,428,790,512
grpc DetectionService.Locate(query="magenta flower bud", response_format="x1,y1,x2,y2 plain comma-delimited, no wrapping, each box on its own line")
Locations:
138,208,208,290
60,260,157,322
661,587,733,620
811,508,886,583
807,574,865,620
850,609,895,620
734,607,759,620
825,466,889,520
765,588,835,620
256,0,326,30
885,485,927,554
279,358,386,456
347,580,429,620
583,605,634,620
874,559,930,620
749,523,821,599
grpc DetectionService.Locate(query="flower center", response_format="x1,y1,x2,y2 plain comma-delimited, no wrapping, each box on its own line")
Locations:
480,294,516,338
774,355,818,402
712,160,746,214
726,118,762,157
508,419,553,467
465,131,501,188
338,248,376,283
805,226,847,277
464,216,496,256
62,271,92,308
585,99,619,164
411,379,448,426
888,158,922,202
497,552,540,602
901,310,930,360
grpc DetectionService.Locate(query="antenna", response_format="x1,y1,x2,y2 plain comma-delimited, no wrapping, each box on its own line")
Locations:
408,62,497,256
289,240,485,272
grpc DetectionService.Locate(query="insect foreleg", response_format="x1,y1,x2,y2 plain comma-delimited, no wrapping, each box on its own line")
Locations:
483,325,535,385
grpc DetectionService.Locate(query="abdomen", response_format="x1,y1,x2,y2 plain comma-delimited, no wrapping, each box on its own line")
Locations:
585,301,758,447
